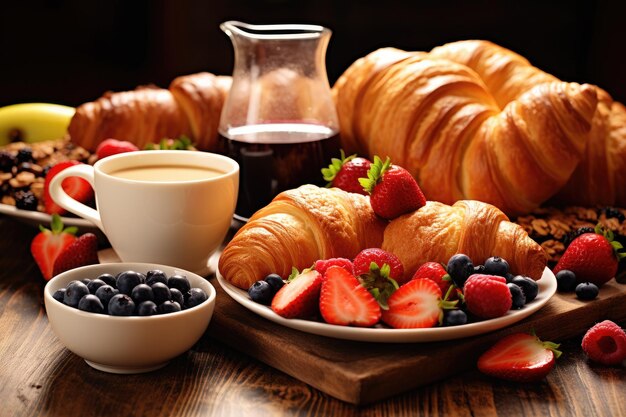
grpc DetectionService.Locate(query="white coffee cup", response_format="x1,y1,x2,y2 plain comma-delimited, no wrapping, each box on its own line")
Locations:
49,150,239,275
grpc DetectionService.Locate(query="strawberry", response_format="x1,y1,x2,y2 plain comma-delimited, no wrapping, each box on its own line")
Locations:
381,278,457,328
359,156,426,220
30,214,78,280
319,266,381,326
412,262,457,300
553,224,626,287
44,161,95,215
271,269,323,319
52,233,99,277
314,257,354,277
353,248,406,309
581,320,626,365
463,274,512,319
96,138,139,160
477,332,562,382
321,150,371,195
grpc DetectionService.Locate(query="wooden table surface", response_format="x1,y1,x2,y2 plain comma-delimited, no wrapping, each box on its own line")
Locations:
1,216,625,417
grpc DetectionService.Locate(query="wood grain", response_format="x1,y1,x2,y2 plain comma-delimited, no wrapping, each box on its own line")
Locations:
1,217,625,417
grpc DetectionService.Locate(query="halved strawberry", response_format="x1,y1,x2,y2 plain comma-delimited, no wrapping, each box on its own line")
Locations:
381,278,457,328
271,269,323,319
319,266,381,327
30,214,78,280
52,232,99,277
478,333,562,382
321,150,371,195
44,160,94,215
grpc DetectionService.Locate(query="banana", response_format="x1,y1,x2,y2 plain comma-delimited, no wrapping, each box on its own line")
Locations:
0,103,75,146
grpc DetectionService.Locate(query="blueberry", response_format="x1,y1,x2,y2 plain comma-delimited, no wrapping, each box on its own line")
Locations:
170,288,184,307
576,282,599,300
484,256,510,277
157,301,181,314
264,274,285,292
108,294,135,316
137,301,158,316
97,273,116,288
95,285,118,311
14,190,38,211
146,269,168,286
78,294,104,314
131,284,154,304
116,271,144,295
81,278,92,286
507,283,526,309
63,281,90,307
151,282,171,305
168,274,191,293
443,309,468,326
473,265,486,274
446,254,474,288
248,281,274,305
87,279,107,294
185,288,208,309
511,275,539,303
556,270,577,292
505,273,515,283
52,288,66,303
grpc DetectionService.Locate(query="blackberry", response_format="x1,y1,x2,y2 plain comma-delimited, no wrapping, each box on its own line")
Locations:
0,151,15,172
563,227,595,248
16,148,34,164
599,206,625,222
14,190,38,211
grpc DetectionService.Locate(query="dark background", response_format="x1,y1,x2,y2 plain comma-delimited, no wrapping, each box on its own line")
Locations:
1,0,625,107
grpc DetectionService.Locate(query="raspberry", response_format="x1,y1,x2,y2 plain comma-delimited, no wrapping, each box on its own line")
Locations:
314,257,354,277
353,248,405,283
581,320,626,365
463,274,512,319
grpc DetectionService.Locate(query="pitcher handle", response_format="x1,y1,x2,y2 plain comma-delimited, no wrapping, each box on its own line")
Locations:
48,164,104,231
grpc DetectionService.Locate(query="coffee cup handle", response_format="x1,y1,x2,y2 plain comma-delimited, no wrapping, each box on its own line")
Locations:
48,164,104,231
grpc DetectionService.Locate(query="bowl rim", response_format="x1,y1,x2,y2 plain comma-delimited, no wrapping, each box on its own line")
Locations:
44,262,216,321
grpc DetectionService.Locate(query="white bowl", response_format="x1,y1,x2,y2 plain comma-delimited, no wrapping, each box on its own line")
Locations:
44,263,216,374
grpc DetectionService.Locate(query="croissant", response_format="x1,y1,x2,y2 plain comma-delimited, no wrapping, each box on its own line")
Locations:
218,184,387,289
382,200,547,281
332,43,599,216
429,40,626,209
67,72,231,151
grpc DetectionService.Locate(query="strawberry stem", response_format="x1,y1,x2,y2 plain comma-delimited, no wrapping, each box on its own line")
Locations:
321,149,357,184
358,155,392,194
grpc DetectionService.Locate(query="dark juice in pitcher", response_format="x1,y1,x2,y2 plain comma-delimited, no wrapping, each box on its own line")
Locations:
218,123,340,220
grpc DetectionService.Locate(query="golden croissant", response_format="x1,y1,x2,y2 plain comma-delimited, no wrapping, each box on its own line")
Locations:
382,200,547,280
67,72,231,151
333,40,615,215
218,184,387,289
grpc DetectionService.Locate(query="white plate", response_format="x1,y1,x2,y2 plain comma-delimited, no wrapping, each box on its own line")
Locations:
217,267,557,343
0,203,97,230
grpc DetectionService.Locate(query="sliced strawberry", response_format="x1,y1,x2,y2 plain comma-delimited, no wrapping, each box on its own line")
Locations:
319,266,381,327
44,160,94,215
321,150,371,195
478,333,562,382
30,214,78,280
52,233,99,277
314,257,354,278
96,138,139,160
359,156,426,220
271,269,323,319
381,278,456,329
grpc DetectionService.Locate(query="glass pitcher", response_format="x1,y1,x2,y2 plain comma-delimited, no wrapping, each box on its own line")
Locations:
219,20,340,221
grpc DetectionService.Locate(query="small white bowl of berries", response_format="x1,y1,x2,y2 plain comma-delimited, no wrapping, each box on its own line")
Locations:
44,262,216,374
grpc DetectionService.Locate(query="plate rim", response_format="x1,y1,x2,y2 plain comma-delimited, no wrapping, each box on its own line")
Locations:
216,267,557,343
0,202,96,228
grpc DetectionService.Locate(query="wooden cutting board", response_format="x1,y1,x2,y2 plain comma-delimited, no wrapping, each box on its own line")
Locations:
205,276,626,405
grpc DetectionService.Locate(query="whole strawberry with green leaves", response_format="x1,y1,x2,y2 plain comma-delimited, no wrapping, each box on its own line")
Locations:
321,150,371,195
359,156,426,219
553,224,626,286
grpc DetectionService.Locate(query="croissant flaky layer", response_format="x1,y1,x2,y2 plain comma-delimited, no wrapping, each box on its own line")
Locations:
218,185,387,289
333,40,626,215
382,200,547,281
68,72,231,151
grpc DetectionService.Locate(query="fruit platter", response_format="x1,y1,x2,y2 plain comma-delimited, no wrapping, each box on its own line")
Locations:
1,32,626,409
